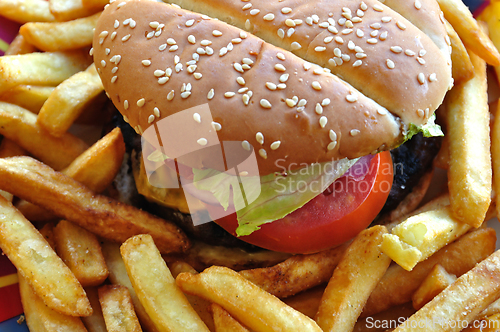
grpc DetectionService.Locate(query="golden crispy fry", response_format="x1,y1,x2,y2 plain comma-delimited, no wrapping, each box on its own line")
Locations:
38,222,56,250
446,50,491,227
38,63,104,136
444,21,474,85
0,51,91,94
283,286,324,319
479,2,500,86
480,299,500,320
82,286,108,332
168,261,216,332
0,85,54,114
101,241,159,332
0,156,189,254
315,226,391,332
394,250,500,332
0,196,91,316
165,240,292,272
211,303,250,332
49,0,100,21
0,0,55,23
436,0,500,66
20,12,100,52
82,0,109,10
177,266,323,332
239,242,348,298
362,228,496,317
5,34,38,56
98,285,142,332
492,101,500,219
121,234,210,332
411,264,457,310
19,274,88,331
0,102,89,170
0,137,26,202
54,220,109,287
17,127,126,221
381,206,472,271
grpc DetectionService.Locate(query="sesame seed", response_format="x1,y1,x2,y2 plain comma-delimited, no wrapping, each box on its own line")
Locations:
232,38,242,44
175,63,182,72
234,63,244,73
287,28,295,37
207,89,215,100
165,68,172,76
158,77,169,84
350,129,360,136
367,38,378,44
89,48,94,56
386,59,395,69
346,20,354,28
122,34,131,42
341,54,351,62
328,26,339,34
148,115,155,124
285,19,296,27
149,21,159,29
342,29,353,34
370,30,379,37
285,98,296,107
157,44,166,51
274,64,286,72
382,16,392,23
260,99,272,109
213,30,222,36
187,65,197,73
256,132,264,144
154,107,160,118
319,116,328,128
237,77,246,86
357,9,365,17
306,17,313,25
346,93,358,102
265,82,277,90
245,19,251,30
324,36,334,43
154,69,165,77
137,98,145,107
327,141,337,151
259,149,268,159
291,42,302,50
129,19,136,28
224,92,236,98
396,21,406,30
312,14,320,23
298,99,307,107
238,87,249,93
181,91,191,98
242,3,252,10
377,108,387,115
429,73,437,82
329,129,337,141
405,49,416,56
188,35,196,44
315,46,326,52
356,29,364,37
281,7,292,14
311,81,321,91
146,31,154,39
169,45,179,52
250,9,260,15
278,74,289,83
390,46,403,53
166,38,176,45
361,2,368,10
111,75,117,83
270,141,281,150
263,13,275,21
124,100,129,109
242,94,250,105
335,37,344,44
303,62,312,71
334,57,343,66
294,19,303,25
154,29,161,37
373,4,384,11
123,18,130,25
240,31,248,39
242,58,254,65
417,109,425,117
415,0,422,9
379,31,388,40
111,66,118,74
100,60,106,68
197,138,208,146
99,30,108,39
355,53,367,59
194,73,202,79
186,19,195,27
212,122,222,131
353,60,362,67
417,57,425,65
334,48,342,58
193,113,201,123
167,90,175,100
352,17,362,23
417,73,425,84
347,41,356,50
370,23,382,29
315,103,323,114
242,140,251,151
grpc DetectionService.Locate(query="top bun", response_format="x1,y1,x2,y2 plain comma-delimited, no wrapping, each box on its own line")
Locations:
92,0,451,175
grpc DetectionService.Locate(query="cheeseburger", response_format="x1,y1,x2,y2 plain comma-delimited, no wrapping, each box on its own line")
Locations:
93,0,452,253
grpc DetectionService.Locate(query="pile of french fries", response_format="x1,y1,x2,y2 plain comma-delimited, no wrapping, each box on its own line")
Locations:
1,0,500,331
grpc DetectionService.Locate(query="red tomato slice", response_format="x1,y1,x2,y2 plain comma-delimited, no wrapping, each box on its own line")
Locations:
213,151,393,253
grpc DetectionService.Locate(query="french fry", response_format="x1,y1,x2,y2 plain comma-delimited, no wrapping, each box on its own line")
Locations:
446,50,491,227
165,240,292,272
0,102,89,170
0,51,91,94
211,303,250,332
0,137,26,202
54,220,109,287
283,286,325,319
0,195,91,316
462,313,500,332
177,266,323,332
0,85,54,114
362,228,496,317
444,21,474,85
101,241,160,332
20,12,100,52
393,250,500,332
98,285,143,332
493,101,500,219
0,156,190,254
121,234,210,332
38,63,104,137
83,286,108,332
436,0,500,66
17,126,126,221
315,226,392,332
38,222,56,250
19,274,88,331
411,264,457,310
434,134,449,170
239,241,349,298
5,34,38,56
0,0,55,23
479,1,500,86
49,0,100,21
380,206,472,271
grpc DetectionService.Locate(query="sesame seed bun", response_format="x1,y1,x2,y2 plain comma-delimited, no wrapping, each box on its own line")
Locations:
92,0,451,175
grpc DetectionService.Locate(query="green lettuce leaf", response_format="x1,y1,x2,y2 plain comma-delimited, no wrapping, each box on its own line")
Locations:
405,113,444,141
